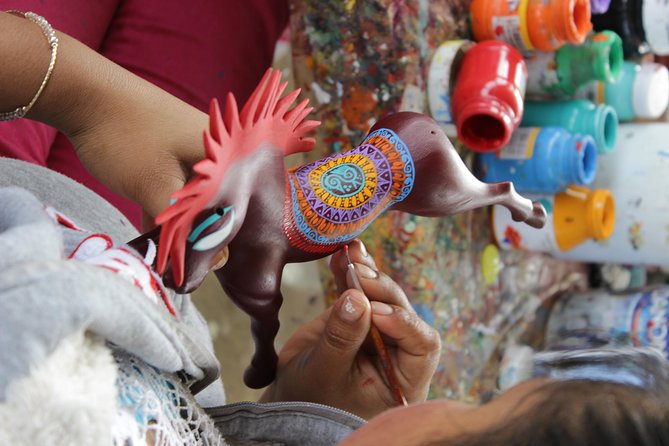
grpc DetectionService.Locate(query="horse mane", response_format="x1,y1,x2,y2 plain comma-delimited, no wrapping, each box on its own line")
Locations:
155,68,321,285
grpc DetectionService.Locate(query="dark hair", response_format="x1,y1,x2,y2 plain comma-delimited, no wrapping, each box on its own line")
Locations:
439,380,669,446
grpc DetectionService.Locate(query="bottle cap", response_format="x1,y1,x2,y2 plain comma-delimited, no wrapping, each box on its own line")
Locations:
585,188,615,241
589,0,611,14
456,98,515,152
555,0,593,46
633,63,669,119
554,185,615,251
642,0,669,55
593,103,618,153
590,31,623,83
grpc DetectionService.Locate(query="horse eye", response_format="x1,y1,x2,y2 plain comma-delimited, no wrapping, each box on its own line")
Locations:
215,207,225,216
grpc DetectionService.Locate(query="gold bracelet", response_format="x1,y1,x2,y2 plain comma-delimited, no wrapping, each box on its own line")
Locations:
0,11,59,121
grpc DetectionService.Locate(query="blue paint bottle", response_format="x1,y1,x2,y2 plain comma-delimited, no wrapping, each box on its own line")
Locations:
521,99,618,154
478,127,598,193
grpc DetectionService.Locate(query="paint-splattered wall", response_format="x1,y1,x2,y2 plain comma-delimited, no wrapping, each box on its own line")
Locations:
287,0,590,402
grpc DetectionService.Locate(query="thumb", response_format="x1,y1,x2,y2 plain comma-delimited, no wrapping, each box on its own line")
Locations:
310,290,371,375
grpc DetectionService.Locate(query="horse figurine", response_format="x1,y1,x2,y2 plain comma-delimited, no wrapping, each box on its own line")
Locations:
131,68,546,389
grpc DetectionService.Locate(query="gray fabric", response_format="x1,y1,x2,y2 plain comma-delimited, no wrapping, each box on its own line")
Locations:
208,401,365,446
0,158,366,444
0,157,225,406
0,157,136,240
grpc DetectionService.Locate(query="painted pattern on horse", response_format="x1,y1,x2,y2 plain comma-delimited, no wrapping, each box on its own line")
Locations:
283,128,415,253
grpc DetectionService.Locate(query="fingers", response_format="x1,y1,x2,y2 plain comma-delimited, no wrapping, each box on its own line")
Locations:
307,289,372,380
371,302,440,358
330,239,412,311
371,302,441,398
330,239,376,294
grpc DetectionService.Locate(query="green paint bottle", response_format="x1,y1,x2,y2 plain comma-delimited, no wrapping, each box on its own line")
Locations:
526,31,624,98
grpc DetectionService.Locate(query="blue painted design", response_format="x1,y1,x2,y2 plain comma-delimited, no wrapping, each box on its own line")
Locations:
287,128,415,246
187,206,232,242
321,163,365,197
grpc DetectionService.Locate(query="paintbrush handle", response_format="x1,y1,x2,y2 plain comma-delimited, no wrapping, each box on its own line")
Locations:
347,263,408,407
369,324,409,407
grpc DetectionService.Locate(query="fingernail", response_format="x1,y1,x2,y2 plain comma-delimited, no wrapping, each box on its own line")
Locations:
371,301,394,315
340,293,366,322
356,263,378,279
356,239,369,257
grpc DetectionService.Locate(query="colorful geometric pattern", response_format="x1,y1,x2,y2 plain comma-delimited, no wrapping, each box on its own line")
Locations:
283,128,415,253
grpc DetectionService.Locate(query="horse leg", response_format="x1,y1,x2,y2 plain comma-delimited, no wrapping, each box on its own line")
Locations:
214,263,284,389
398,178,546,228
467,181,546,228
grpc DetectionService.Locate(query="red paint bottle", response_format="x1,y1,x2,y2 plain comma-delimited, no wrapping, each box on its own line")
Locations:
451,40,527,153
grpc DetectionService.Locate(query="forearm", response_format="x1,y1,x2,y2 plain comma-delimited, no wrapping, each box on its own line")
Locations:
0,11,207,216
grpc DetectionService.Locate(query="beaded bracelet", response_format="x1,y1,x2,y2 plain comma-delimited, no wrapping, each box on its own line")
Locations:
0,11,59,121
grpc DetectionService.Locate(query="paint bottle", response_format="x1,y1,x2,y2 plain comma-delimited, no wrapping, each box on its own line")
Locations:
592,0,669,57
492,185,615,253
544,288,669,359
427,40,473,138
450,40,527,153
591,0,612,14
641,0,669,55
521,99,618,153
479,127,598,193
553,123,669,267
470,0,592,52
576,61,669,122
525,31,624,99
592,0,648,57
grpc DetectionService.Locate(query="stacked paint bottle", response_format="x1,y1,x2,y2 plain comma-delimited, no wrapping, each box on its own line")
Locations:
592,0,649,56
470,0,592,52
592,0,669,57
450,40,527,153
492,185,615,253
427,40,472,138
576,61,669,122
545,288,669,359
478,127,599,193
554,123,669,267
526,31,623,99
521,99,618,153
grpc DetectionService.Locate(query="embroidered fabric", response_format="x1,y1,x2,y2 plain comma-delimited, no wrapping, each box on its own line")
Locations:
111,351,226,446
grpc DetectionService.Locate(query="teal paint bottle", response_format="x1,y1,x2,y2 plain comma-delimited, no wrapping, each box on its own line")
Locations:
478,127,598,193
576,61,669,121
522,99,618,153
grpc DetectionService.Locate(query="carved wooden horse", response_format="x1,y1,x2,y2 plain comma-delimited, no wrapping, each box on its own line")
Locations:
134,69,546,389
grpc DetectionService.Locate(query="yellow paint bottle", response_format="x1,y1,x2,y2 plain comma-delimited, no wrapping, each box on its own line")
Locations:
492,185,615,253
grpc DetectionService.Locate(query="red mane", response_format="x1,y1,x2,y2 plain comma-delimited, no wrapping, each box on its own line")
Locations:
155,68,320,285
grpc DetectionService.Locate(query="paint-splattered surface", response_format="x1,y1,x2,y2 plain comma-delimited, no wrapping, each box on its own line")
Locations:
288,0,589,403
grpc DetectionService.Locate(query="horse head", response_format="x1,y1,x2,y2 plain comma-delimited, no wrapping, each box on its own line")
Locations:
155,69,320,293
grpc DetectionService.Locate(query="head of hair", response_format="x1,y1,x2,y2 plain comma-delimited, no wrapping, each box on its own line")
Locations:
443,379,669,446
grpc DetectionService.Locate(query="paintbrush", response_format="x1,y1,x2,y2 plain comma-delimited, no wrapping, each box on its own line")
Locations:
344,245,408,407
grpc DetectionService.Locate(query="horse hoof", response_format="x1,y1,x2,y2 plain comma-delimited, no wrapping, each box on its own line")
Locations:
526,202,547,229
243,364,275,389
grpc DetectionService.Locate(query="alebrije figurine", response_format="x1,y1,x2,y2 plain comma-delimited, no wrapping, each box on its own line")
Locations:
131,68,546,389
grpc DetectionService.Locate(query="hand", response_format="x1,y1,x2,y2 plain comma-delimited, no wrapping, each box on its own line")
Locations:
259,240,441,419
